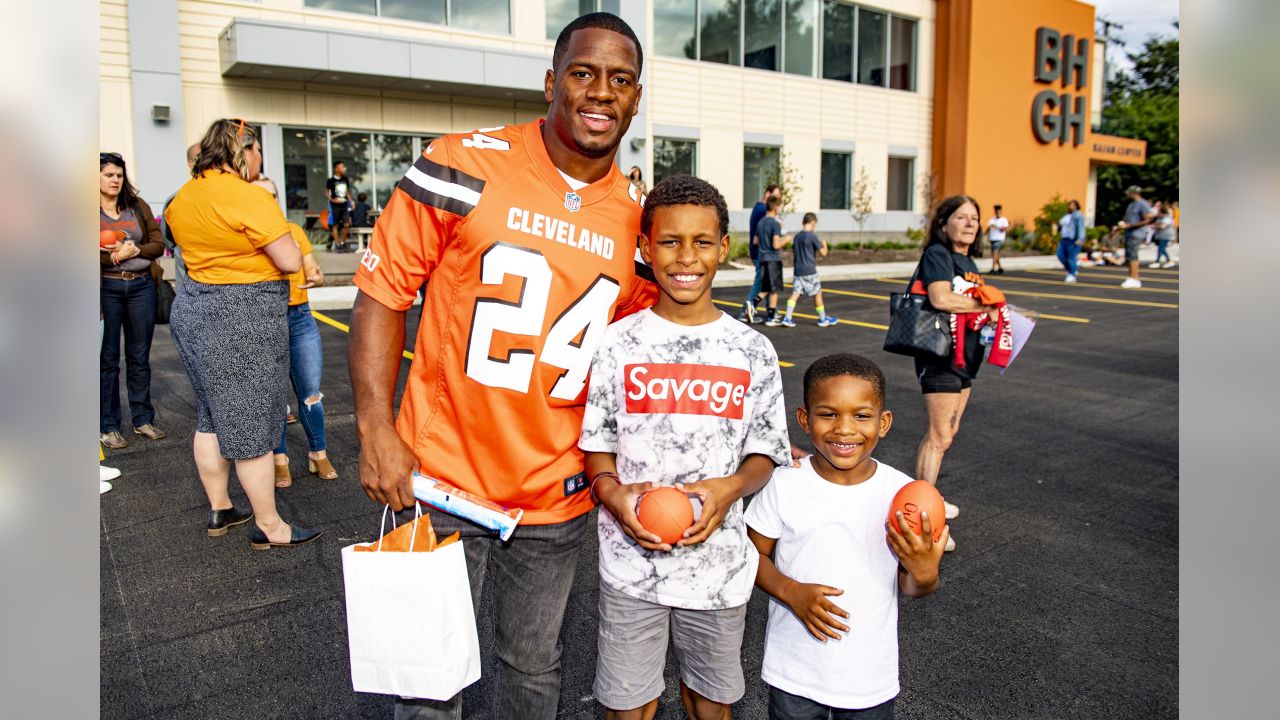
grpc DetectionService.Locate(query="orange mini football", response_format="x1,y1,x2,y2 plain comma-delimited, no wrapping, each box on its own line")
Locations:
887,480,946,543
636,486,695,547
100,229,126,248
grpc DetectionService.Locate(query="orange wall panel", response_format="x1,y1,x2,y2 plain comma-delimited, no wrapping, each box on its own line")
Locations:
933,0,1098,227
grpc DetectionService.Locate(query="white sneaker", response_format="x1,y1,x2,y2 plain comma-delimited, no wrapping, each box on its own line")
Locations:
100,481,114,495
943,500,960,519
1147,262,1162,268
944,534,956,552
100,465,121,482
1120,277,1142,289
1162,261,1178,268
1064,274,1077,283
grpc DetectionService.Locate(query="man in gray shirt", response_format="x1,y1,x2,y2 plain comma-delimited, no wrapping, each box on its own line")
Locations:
1118,185,1154,289
159,143,200,292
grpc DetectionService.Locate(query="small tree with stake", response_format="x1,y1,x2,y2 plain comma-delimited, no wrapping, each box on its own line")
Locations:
850,166,875,235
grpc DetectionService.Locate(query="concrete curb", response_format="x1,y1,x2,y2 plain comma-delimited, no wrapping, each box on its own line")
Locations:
305,245,1165,311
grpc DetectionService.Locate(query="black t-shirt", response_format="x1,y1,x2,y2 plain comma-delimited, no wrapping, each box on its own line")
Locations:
918,243,985,377
326,175,351,204
757,216,783,262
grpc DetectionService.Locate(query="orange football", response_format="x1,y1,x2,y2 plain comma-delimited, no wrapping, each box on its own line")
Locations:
636,486,695,547
888,480,947,543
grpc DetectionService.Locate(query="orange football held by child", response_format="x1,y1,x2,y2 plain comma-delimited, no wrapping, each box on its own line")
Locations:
636,486,695,546
888,480,946,543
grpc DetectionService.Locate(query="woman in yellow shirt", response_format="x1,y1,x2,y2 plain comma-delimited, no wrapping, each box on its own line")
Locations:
165,118,320,550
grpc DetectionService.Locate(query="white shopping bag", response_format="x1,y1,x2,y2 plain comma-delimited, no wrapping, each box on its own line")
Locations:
341,506,481,700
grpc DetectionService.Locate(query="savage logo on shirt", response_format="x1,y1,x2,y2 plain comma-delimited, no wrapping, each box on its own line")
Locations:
624,363,751,419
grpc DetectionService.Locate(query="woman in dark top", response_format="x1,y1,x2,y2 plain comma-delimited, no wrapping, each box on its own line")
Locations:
912,195,1000,553
100,152,167,449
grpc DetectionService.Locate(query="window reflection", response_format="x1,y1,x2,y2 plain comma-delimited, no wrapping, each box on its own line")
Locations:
744,0,782,71
653,138,697,184
784,0,817,77
452,0,510,35
699,0,740,65
857,8,887,87
822,1,853,82
655,0,697,59
381,0,445,24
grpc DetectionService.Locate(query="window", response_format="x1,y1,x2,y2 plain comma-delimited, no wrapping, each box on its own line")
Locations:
304,0,510,34
699,0,740,65
546,0,599,40
372,134,415,211
820,152,851,210
306,0,373,15
283,128,329,220
654,0,698,60
784,0,818,77
821,1,853,82
653,138,697,184
452,0,510,35
743,146,781,207
887,156,914,211
381,0,445,24
744,0,782,71
857,8,887,87
888,15,917,91
281,128,429,224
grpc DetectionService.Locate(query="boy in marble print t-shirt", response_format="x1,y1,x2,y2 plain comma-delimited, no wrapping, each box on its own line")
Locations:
579,175,791,720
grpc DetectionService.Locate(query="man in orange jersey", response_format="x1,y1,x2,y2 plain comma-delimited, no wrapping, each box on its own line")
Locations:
349,12,655,720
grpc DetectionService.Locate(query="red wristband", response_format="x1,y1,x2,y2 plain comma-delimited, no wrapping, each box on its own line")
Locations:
589,472,619,504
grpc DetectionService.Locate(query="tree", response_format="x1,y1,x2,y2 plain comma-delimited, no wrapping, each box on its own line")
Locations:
917,170,939,226
1096,30,1179,222
850,166,875,232
765,150,803,223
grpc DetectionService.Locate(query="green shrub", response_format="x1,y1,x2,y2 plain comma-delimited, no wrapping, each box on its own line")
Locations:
1032,194,1070,254
1086,225,1111,241
904,227,926,244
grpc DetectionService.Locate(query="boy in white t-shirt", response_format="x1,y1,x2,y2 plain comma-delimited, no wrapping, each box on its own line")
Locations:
580,175,791,720
987,204,1010,274
744,353,946,719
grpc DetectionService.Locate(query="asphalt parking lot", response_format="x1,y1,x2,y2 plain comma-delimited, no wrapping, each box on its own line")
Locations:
101,264,1178,719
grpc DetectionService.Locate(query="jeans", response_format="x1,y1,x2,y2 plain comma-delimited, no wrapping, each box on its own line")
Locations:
1056,238,1081,277
275,304,326,454
1155,237,1172,264
100,275,157,432
768,685,896,720
744,256,765,309
393,511,589,720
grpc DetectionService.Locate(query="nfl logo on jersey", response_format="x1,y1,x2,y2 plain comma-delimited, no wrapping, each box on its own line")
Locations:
564,191,582,212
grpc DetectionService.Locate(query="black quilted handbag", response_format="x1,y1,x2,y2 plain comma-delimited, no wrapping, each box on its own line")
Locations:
883,266,951,358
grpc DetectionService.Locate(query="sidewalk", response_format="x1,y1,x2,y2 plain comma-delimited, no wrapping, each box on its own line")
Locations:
157,244,1168,311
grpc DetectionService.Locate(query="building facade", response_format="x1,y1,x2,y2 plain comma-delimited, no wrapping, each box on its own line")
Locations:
100,0,1142,233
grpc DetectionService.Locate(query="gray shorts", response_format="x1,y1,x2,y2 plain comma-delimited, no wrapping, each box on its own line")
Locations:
1124,233,1142,262
594,581,747,710
792,273,821,297
990,239,1005,252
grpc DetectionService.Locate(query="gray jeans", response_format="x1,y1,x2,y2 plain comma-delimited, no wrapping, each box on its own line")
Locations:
393,509,589,720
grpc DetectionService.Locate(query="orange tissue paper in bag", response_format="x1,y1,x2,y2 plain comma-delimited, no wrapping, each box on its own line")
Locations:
354,511,459,553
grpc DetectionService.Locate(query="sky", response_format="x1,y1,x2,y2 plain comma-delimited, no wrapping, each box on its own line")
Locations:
1091,0,1180,73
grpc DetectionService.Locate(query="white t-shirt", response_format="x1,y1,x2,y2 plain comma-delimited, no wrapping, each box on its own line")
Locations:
743,456,913,709
987,216,1009,242
579,309,791,610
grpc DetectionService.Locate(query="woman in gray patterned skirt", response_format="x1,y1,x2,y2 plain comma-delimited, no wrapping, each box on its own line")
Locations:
164,118,321,550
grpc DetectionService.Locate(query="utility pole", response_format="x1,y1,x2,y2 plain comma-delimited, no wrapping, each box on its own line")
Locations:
1096,15,1125,110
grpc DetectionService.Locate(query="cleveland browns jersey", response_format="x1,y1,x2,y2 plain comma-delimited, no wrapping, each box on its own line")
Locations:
354,119,657,525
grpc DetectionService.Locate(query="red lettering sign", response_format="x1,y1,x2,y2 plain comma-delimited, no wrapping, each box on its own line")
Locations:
624,364,751,419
